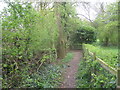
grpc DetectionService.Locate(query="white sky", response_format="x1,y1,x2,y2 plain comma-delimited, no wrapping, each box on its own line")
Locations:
0,1,7,12
76,0,117,20
0,0,117,20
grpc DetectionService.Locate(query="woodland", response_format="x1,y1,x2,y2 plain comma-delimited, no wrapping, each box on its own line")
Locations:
1,0,119,88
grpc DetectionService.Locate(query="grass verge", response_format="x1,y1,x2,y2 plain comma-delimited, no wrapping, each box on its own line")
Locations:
84,44,118,68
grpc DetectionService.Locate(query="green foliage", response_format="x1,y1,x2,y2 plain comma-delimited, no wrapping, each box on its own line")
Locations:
84,44,118,68
56,2,78,41
31,10,58,51
19,52,73,88
20,64,62,88
61,53,73,63
70,23,96,45
94,2,118,46
2,2,35,88
60,3,77,32
2,1,78,88
76,53,116,88
2,0,118,88
76,44,117,88
2,1,58,88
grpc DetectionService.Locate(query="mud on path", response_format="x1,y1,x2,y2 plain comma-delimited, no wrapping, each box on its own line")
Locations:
60,50,82,88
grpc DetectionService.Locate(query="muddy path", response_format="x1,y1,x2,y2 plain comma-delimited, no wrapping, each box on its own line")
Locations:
60,50,82,88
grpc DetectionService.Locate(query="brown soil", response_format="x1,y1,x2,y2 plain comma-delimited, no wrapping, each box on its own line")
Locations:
60,50,82,88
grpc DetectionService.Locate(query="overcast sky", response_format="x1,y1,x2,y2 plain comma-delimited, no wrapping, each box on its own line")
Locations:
76,0,117,20
0,0,117,20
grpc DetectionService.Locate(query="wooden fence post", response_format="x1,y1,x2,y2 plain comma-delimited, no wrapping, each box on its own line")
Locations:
82,44,85,56
86,48,89,56
93,53,96,60
93,52,96,75
117,68,120,88
83,44,87,58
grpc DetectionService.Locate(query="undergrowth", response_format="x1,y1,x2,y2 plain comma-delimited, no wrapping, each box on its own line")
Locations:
18,52,74,88
20,64,62,88
76,52,116,88
84,44,118,68
61,53,73,63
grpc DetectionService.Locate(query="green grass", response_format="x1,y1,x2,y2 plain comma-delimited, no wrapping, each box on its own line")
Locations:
61,52,73,63
84,44,118,68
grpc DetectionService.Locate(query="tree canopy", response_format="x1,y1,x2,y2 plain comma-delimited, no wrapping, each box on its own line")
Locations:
94,2,118,46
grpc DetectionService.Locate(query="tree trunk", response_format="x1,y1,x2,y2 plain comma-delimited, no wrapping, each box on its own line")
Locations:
104,37,109,46
54,2,66,59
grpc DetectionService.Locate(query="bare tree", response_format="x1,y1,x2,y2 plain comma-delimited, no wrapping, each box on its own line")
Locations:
76,2,106,22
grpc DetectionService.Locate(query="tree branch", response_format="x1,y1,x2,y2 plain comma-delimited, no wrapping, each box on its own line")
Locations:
76,14,93,23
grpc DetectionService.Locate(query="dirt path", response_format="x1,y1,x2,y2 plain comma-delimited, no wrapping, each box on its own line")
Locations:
60,50,82,88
